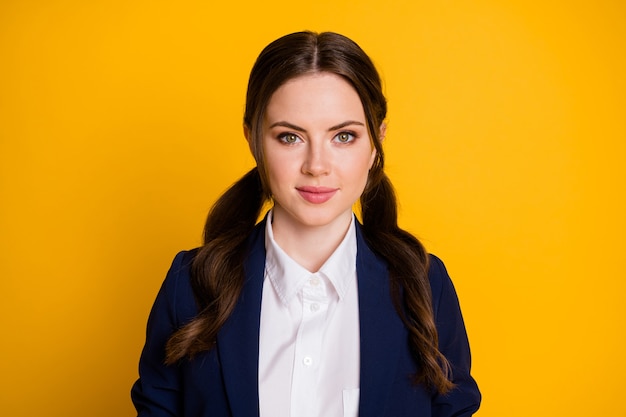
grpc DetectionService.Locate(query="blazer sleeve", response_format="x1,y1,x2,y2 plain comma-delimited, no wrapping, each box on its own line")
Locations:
429,254,482,417
131,250,198,417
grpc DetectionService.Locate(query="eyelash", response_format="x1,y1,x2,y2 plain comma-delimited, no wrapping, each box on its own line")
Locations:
276,131,358,145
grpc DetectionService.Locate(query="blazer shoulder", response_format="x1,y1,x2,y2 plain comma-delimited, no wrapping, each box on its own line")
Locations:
158,248,199,327
426,254,462,318
427,254,447,293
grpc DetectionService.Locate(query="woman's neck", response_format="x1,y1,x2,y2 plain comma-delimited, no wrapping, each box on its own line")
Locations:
270,209,352,273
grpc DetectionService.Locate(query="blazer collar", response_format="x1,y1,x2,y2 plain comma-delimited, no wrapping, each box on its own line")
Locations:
216,218,405,417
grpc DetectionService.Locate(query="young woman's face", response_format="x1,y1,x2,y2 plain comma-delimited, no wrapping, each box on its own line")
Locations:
259,72,378,233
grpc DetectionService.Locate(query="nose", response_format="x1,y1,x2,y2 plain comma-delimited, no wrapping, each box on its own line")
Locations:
302,142,330,176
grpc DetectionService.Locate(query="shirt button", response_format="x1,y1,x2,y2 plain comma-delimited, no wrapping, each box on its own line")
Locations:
310,277,320,287
303,356,313,366
310,303,320,312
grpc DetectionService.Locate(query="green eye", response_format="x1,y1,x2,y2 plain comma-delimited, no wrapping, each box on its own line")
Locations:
279,133,300,144
335,132,355,143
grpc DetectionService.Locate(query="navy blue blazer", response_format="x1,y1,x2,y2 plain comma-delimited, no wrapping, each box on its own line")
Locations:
131,219,480,416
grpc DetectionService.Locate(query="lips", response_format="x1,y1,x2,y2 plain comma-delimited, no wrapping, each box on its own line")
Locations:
296,186,338,204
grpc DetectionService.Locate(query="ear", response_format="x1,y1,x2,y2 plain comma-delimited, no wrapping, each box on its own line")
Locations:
368,122,385,168
243,125,255,154
379,122,387,142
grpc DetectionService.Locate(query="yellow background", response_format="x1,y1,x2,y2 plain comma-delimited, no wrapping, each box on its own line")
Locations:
1,0,625,416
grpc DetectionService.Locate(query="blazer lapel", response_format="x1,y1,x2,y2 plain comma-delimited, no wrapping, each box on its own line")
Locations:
216,221,266,417
355,224,406,417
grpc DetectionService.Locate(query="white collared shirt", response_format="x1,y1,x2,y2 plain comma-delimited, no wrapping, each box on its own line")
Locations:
258,211,361,417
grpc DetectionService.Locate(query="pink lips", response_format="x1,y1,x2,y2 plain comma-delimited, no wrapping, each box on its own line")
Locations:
296,186,338,204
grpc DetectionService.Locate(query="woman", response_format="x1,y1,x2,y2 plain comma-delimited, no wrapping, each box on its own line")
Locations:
131,31,481,417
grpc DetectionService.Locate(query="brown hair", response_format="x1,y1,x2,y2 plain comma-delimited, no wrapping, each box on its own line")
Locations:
165,31,453,394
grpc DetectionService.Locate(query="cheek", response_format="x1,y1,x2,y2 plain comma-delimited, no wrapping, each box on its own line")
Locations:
341,155,375,191
264,153,293,190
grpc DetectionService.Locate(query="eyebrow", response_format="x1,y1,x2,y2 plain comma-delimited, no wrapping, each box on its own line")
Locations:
268,120,365,132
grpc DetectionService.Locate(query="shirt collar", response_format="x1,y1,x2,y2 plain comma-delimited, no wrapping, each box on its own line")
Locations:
264,210,357,305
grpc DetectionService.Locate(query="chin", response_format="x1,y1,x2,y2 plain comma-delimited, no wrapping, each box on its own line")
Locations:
292,210,352,230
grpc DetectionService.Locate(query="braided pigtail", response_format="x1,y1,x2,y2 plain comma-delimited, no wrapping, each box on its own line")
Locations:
165,168,265,364
360,173,454,393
